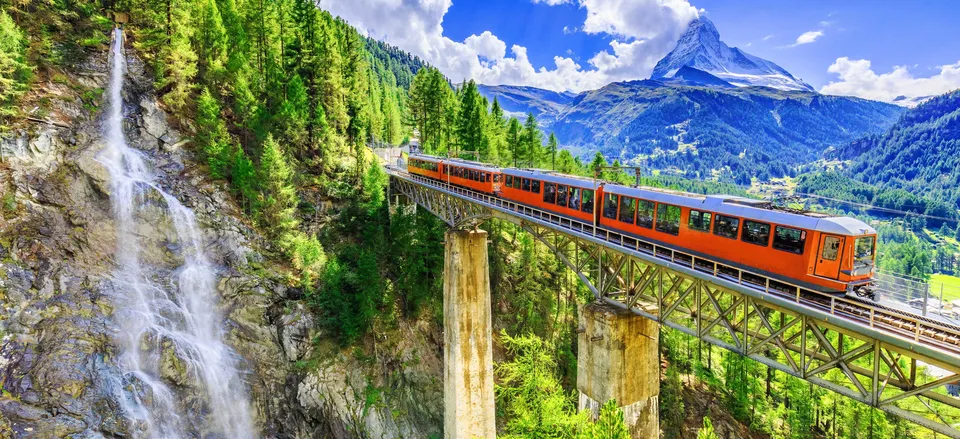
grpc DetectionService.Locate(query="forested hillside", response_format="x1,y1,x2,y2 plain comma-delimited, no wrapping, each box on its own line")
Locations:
833,90,960,209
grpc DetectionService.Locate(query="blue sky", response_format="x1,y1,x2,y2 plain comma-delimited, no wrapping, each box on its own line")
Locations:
324,0,960,103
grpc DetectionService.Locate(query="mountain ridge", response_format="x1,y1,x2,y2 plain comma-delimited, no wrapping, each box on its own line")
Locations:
650,17,813,92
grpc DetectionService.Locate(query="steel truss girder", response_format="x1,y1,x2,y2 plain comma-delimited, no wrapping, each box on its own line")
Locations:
521,221,960,437
386,170,960,437
390,177,492,229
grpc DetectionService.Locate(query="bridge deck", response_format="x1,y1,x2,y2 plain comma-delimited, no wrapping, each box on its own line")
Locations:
385,165,960,437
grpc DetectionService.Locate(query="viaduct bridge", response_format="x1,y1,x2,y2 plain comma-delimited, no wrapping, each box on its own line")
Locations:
376,150,960,438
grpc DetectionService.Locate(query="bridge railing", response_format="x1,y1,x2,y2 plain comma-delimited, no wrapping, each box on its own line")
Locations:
388,168,960,356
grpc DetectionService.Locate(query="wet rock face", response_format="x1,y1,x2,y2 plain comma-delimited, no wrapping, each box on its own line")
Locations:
0,38,446,439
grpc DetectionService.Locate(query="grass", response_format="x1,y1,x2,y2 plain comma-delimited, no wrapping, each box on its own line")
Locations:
929,274,960,303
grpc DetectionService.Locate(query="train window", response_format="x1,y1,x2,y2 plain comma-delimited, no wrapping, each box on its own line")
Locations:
473,170,480,181
742,220,771,246
494,174,501,183
855,236,875,260
822,236,840,261
583,189,594,214
556,185,568,207
544,183,556,203
603,194,618,219
513,176,522,189
637,200,654,229
619,197,636,224
569,187,582,211
522,178,531,192
656,204,681,235
506,175,513,187
773,226,806,254
532,180,541,194
688,210,712,232
714,215,740,239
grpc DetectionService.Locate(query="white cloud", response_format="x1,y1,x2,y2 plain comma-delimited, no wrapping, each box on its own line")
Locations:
762,34,774,41
793,30,824,46
320,0,699,92
465,31,507,63
820,57,960,103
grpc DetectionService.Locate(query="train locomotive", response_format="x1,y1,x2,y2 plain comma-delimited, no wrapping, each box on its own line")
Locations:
407,153,878,298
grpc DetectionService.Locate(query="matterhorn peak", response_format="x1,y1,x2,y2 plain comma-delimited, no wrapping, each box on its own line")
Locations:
651,17,813,91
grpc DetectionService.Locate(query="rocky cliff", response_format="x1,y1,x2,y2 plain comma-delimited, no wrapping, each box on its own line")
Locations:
0,42,442,438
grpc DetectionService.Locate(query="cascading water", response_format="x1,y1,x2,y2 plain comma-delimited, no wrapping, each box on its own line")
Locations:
98,28,255,439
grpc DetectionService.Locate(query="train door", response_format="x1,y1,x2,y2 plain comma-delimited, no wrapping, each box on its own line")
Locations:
814,234,844,279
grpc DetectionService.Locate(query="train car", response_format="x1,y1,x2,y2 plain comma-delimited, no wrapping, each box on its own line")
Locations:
442,159,502,194
597,184,877,295
407,153,444,181
500,169,601,224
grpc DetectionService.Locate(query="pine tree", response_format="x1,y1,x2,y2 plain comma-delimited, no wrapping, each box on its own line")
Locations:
456,80,487,158
196,87,230,177
194,0,228,89
522,113,542,167
697,417,719,439
507,117,522,167
258,134,300,246
547,132,559,170
588,400,630,439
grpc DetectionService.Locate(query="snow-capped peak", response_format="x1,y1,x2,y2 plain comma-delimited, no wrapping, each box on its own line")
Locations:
651,17,814,92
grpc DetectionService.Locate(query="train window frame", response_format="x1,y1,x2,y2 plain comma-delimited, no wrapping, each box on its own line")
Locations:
619,196,636,224
636,200,654,229
544,183,557,203
556,185,568,207
532,180,541,194
583,189,595,214
714,215,740,239
773,226,806,254
494,174,501,183
655,203,681,235
603,194,618,220
688,210,712,232
513,176,522,189
522,178,531,192
569,187,582,211
822,236,841,261
742,220,771,247
506,175,513,187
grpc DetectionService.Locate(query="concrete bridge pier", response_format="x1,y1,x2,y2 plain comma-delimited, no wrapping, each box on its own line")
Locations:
578,302,660,438
443,229,496,439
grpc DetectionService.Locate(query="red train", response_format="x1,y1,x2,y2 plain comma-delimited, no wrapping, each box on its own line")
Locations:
408,153,878,297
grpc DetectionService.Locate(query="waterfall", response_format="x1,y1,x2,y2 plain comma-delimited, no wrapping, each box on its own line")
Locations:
98,28,255,439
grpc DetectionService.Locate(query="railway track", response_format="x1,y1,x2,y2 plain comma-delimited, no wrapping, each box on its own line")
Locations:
392,168,960,358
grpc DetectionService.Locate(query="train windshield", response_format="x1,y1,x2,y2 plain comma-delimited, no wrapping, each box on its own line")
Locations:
854,236,876,271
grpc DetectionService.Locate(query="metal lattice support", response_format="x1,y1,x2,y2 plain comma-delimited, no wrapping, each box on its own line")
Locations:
521,221,960,437
386,167,960,437
391,177,492,229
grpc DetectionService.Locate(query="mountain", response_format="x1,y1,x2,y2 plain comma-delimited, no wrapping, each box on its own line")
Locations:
476,84,577,121
548,81,903,182
834,89,960,208
650,17,813,92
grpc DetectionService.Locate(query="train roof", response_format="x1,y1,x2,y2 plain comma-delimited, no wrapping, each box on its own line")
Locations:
605,185,876,236
502,168,602,190
408,153,443,162
444,158,502,172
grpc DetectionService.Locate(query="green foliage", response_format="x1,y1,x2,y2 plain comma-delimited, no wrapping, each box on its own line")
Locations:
697,417,719,439
496,331,589,439
0,11,30,120
660,364,685,439
796,172,956,225
257,135,300,245
585,400,630,439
